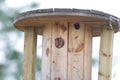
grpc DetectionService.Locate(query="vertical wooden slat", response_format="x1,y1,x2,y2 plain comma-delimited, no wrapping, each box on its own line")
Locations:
23,27,37,80
51,22,68,80
98,26,114,80
68,22,85,80
41,24,52,80
84,26,92,80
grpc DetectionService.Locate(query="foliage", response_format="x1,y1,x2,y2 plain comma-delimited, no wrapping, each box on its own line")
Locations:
0,0,41,80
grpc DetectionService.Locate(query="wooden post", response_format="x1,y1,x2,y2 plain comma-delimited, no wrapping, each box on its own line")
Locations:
51,22,68,80
84,26,92,80
23,27,37,80
98,26,114,80
41,24,52,80
68,22,85,80
68,23,92,80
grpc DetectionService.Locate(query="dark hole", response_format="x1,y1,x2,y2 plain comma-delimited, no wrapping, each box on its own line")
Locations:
74,23,80,30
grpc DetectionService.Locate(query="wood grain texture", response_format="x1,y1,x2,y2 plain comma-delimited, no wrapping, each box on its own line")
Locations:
84,26,92,80
14,9,119,37
68,22,85,80
23,27,37,80
41,24,52,80
51,22,68,80
98,26,114,80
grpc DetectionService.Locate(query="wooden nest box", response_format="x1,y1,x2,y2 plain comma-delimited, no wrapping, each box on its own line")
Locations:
14,8,120,80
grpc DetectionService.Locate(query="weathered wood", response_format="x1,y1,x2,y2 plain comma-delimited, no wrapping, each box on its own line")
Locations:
51,22,68,80
14,9,119,37
23,27,37,80
41,24,52,80
98,26,114,80
68,22,85,80
84,26,92,80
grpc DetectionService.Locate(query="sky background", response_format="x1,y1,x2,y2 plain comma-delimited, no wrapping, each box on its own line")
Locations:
3,0,120,80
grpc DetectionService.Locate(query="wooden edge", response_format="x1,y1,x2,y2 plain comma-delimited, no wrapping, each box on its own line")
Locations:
13,8,120,37
14,8,120,22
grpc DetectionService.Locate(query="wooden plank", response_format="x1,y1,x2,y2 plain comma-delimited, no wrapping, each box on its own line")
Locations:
84,26,92,80
51,22,68,80
98,26,114,80
68,22,85,80
41,24,52,80
23,27,37,80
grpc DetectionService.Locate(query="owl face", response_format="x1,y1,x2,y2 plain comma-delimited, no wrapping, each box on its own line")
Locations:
55,37,64,48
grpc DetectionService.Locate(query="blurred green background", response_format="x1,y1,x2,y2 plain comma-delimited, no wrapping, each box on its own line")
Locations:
0,0,41,80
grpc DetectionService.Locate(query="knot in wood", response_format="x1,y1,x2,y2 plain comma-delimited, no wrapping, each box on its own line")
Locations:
55,37,64,48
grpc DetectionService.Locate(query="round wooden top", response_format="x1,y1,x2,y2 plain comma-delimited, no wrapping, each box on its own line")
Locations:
14,8,120,36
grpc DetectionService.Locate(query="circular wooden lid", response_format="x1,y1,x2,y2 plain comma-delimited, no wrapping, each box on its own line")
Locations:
14,8,120,36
